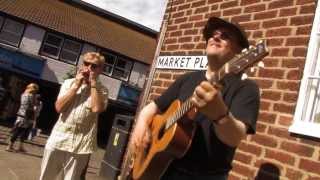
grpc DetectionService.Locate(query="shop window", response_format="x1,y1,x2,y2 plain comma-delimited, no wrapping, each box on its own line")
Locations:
41,34,63,58
0,17,25,47
113,57,132,81
40,33,81,64
60,39,82,64
102,52,116,75
101,51,133,81
289,1,320,138
117,83,141,106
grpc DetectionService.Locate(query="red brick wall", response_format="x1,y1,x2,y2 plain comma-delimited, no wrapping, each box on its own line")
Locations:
145,0,320,179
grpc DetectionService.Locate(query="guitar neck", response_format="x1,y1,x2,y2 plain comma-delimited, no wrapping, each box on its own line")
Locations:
165,98,193,130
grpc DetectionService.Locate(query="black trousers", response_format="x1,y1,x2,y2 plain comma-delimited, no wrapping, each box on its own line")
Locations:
10,126,30,143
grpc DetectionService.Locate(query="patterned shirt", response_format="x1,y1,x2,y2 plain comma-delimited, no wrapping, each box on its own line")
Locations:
45,78,108,154
16,93,35,128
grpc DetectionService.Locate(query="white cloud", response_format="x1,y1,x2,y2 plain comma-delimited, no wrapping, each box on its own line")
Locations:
82,0,168,31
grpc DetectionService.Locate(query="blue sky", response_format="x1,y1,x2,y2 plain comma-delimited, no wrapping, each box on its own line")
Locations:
82,0,168,31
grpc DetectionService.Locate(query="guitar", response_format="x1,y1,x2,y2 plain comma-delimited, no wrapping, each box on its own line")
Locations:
132,40,269,180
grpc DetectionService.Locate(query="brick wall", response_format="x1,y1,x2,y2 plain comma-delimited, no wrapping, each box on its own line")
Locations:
146,0,320,179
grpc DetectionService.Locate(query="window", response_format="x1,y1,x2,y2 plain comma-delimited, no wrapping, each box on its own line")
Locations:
117,83,141,106
113,57,133,80
289,1,320,138
0,17,25,47
60,39,82,64
101,51,133,81
40,33,81,64
103,52,117,75
41,34,63,58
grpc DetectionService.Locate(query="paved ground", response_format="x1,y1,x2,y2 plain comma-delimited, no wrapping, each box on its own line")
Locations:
0,125,107,180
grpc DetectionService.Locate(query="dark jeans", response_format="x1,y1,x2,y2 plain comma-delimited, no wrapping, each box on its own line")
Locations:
161,168,228,180
10,126,30,143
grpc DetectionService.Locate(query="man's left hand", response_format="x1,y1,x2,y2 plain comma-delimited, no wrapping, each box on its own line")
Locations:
89,71,99,87
191,81,228,121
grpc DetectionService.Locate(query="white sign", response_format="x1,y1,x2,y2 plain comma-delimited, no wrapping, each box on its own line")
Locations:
156,56,208,70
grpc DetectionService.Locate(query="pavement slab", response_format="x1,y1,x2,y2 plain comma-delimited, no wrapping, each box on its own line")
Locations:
0,125,106,180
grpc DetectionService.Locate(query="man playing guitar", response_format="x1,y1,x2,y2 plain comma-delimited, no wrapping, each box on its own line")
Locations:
131,17,260,180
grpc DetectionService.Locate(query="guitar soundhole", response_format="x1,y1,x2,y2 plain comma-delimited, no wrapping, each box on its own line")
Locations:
144,143,151,157
158,125,165,139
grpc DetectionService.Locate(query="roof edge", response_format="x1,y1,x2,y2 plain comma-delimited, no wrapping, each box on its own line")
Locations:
66,0,159,38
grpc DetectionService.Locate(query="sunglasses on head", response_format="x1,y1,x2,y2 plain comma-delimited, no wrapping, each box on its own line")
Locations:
83,61,100,69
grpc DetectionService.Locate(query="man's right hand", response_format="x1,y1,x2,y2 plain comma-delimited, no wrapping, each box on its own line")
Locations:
74,68,87,88
132,120,151,150
129,101,158,163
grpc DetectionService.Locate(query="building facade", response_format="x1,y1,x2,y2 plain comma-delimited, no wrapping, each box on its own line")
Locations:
143,0,320,179
0,0,157,145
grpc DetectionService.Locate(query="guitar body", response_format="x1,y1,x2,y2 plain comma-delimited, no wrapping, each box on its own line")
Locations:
132,100,196,180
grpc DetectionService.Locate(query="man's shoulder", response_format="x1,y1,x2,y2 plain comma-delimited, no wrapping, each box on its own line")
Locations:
237,78,260,96
241,78,259,88
224,74,259,95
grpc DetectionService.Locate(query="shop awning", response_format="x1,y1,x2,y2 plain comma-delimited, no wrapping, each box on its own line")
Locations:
0,47,45,79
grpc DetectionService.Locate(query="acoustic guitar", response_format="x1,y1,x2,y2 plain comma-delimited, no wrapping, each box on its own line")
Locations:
130,40,269,180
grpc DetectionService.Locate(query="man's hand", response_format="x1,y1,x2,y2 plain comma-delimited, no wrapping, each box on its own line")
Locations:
89,70,99,87
132,120,151,150
190,81,228,122
129,102,158,163
74,68,87,88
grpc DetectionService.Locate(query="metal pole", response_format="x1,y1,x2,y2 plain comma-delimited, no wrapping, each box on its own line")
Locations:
118,16,169,180
138,20,168,110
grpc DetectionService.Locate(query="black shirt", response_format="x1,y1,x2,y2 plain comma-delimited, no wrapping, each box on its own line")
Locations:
154,70,260,174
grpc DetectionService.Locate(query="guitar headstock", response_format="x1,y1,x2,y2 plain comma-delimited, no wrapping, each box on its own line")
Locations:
219,40,269,79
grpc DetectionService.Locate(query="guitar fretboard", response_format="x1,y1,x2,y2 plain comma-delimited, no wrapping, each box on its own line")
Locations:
165,98,193,130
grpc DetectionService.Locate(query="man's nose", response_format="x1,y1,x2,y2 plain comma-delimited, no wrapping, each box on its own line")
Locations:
212,32,222,40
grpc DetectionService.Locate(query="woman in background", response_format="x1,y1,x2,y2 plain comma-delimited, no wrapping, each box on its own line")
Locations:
6,83,39,152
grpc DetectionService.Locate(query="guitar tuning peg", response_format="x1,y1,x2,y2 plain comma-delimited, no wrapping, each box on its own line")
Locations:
250,67,255,73
241,48,248,53
257,61,265,68
241,73,248,80
249,45,255,50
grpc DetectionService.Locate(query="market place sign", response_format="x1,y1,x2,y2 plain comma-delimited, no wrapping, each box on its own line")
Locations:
156,56,207,70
